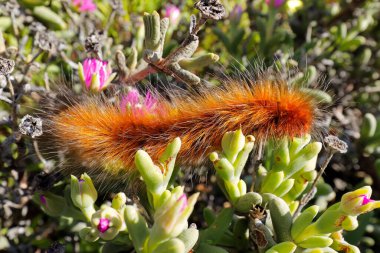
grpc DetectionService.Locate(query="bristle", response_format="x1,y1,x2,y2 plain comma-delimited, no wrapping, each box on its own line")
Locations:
40,75,323,191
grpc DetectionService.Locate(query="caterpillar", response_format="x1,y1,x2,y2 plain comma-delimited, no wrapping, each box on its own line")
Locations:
40,71,325,191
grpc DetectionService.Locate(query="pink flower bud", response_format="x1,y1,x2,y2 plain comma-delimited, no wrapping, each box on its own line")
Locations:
78,58,116,92
340,186,380,216
72,0,96,12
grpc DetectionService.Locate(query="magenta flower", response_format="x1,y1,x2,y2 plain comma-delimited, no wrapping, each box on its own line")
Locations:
97,218,110,233
120,89,158,114
164,4,181,25
72,0,96,12
78,58,116,92
91,207,123,240
340,186,380,216
265,0,285,8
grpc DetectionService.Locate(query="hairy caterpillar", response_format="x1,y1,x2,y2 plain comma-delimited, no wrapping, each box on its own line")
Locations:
40,72,325,191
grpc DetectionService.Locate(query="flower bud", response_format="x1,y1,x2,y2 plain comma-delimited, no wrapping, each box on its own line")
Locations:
78,58,116,92
91,206,123,240
70,173,98,209
37,192,67,217
150,187,199,245
340,186,380,216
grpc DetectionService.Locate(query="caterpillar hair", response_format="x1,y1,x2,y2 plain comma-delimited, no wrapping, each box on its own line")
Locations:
38,69,327,192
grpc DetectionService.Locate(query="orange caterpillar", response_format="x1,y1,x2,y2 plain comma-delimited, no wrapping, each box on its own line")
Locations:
42,76,323,189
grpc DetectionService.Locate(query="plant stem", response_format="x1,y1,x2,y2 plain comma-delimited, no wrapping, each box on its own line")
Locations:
293,151,335,218
33,139,47,165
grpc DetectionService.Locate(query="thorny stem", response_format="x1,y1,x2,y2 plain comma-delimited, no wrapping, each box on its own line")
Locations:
293,151,335,218
250,140,264,192
33,139,47,166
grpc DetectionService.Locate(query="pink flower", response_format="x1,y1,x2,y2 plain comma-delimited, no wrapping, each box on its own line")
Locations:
164,4,181,25
120,89,158,114
340,186,380,216
72,0,96,12
361,194,374,205
97,218,110,233
78,58,116,92
265,0,285,8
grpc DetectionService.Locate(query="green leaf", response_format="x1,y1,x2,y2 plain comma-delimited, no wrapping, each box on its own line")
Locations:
200,208,233,245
